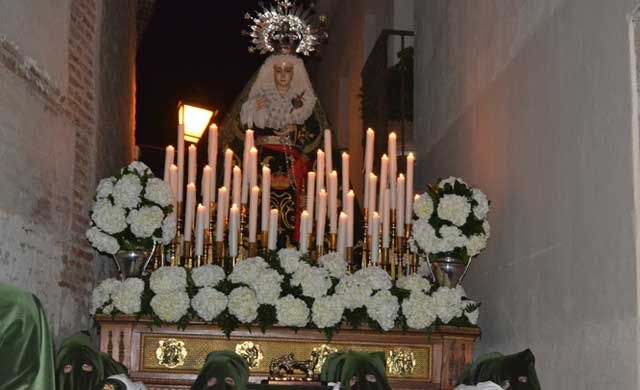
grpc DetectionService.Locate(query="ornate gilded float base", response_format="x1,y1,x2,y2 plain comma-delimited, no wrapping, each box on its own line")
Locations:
96,315,479,390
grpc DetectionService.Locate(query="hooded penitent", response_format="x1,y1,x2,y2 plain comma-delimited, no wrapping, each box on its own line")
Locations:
55,333,127,390
459,349,541,390
320,352,391,390
190,351,249,390
0,283,55,390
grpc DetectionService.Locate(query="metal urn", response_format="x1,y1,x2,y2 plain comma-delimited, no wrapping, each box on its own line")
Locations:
113,243,156,279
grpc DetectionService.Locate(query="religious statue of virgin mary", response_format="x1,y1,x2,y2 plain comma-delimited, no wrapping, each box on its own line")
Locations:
220,0,329,246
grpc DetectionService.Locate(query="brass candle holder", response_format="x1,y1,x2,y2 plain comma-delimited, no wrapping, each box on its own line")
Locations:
152,243,164,269
205,202,216,265
345,247,354,272
183,241,193,269
328,233,337,252
361,208,369,269
395,236,406,277
194,255,203,268
316,244,325,257
169,202,184,267
239,204,248,260
260,231,268,253
381,248,390,271
214,241,224,262
248,242,258,257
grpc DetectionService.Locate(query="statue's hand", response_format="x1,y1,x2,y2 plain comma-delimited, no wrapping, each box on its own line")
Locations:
256,96,268,111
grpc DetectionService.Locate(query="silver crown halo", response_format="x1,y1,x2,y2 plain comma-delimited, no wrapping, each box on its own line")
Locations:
243,0,328,56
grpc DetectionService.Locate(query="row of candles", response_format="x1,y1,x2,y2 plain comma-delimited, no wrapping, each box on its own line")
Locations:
159,123,417,275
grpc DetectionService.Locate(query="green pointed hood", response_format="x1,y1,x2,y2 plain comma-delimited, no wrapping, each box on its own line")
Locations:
191,351,249,390
320,352,390,390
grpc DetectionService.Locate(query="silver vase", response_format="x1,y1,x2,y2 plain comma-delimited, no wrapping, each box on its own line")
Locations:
113,243,156,279
430,256,467,288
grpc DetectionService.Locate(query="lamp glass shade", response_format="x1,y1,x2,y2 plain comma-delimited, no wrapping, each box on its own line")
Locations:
179,103,214,143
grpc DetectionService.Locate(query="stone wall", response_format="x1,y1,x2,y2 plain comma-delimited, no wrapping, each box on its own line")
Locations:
414,1,640,387
0,0,136,339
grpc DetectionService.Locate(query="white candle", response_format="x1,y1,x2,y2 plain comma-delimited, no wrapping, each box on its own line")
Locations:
229,204,239,257
202,166,212,224
368,174,377,227
184,183,196,242
316,189,327,246
232,166,242,208
215,187,226,242
169,164,178,208
341,152,349,207
328,170,338,233
223,149,233,219
324,129,332,179
379,154,388,213
195,204,205,256
346,190,355,247
241,130,254,204
388,132,397,209
363,128,374,207
268,209,278,250
249,147,258,190
188,144,197,186
177,124,185,202
406,153,415,224
164,145,175,182
338,212,348,258
249,186,259,243
306,171,316,227
371,212,380,264
208,124,218,203
300,210,310,253
382,188,390,248
261,166,271,233
397,174,405,238
316,149,325,193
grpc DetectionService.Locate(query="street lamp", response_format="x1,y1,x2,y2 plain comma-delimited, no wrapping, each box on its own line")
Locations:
178,102,215,143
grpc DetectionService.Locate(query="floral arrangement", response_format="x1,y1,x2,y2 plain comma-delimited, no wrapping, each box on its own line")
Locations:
85,161,176,255
92,249,480,338
411,177,490,265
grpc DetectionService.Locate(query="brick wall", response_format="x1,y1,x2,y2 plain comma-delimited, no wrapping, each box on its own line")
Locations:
0,0,137,338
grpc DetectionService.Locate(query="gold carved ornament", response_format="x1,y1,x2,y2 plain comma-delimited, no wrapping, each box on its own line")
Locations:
236,341,263,369
386,348,416,376
311,344,338,374
155,338,188,369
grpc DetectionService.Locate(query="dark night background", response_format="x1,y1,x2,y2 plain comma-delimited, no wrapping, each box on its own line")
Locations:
136,0,264,175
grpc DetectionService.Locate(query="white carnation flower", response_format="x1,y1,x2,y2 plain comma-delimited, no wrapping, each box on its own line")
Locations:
465,307,479,325
96,177,115,199
312,295,344,328
467,234,487,257
278,248,303,274
431,286,465,324
276,295,310,327
410,219,440,254
86,227,120,255
438,176,467,189
229,257,270,286
150,266,187,294
127,206,164,238
92,199,127,234
354,267,392,291
402,292,436,329
472,188,489,220
396,274,431,293
102,304,114,314
112,174,143,209
228,287,259,323
251,269,284,305
483,220,491,238
294,266,332,299
335,274,372,310
366,290,399,331
127,161,152,175
413,194,434,219
145,178,174,207
319,252,347,278
160,213,177,244
112,278,144,314
416,260,433,278
191,265,226,288
439,225,468,253
191,287,227,321
151,291,190,322
91,278,122,313
437,194,471,227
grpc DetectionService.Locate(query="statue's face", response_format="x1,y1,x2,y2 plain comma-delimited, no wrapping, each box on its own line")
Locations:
273,62,294,90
